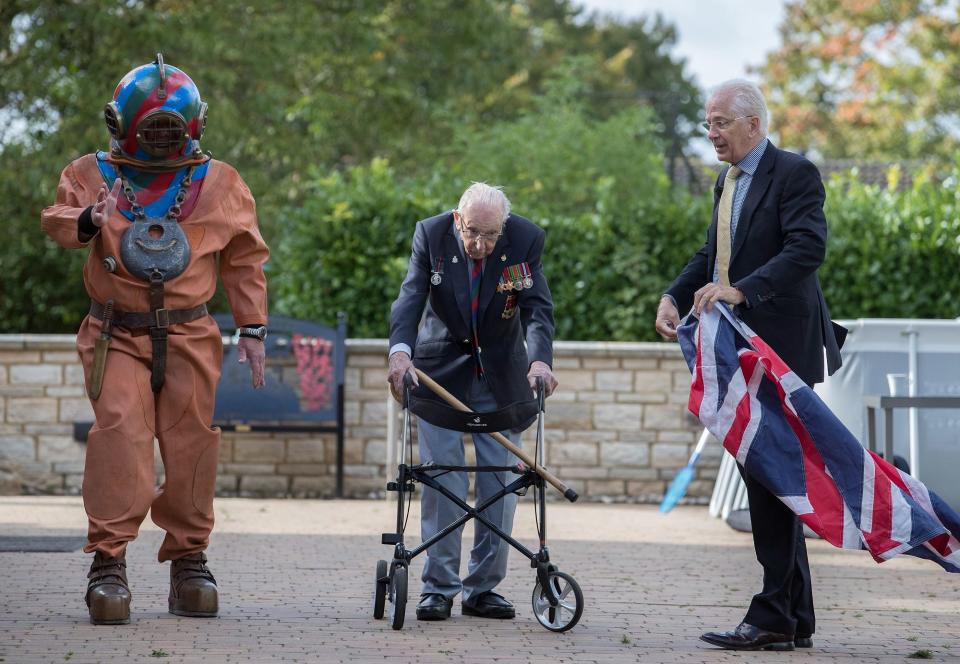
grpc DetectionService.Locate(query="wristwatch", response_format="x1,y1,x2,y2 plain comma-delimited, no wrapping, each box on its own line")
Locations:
237,326,267,341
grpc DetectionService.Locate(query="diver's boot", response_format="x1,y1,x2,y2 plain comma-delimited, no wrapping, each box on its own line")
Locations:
86,551,131,625
168,552,218,617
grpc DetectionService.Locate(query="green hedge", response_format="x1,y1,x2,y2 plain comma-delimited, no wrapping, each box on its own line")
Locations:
821,164,960,320
271,104,711,341
8,141,960,338
272,156,960,342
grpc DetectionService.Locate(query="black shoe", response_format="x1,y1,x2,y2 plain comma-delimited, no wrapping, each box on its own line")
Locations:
462,591,515,619
700,622,795,651
416,593,452,621
795,635,813,648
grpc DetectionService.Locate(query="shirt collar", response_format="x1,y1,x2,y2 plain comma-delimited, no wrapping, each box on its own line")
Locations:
735,137,768,176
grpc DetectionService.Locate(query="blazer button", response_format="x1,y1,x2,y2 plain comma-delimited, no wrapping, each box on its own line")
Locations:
462,338,469,344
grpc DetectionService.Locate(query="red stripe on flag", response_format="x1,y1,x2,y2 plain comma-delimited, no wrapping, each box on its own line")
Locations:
688,324,705,416
748,333,793,380
782,404,846,547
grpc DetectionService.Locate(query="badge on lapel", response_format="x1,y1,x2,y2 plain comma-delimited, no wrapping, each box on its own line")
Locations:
501,294,518,319
496,262,534,293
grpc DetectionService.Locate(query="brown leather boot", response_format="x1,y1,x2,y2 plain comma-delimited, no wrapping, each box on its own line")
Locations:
86,551,131,625
168,552,218,617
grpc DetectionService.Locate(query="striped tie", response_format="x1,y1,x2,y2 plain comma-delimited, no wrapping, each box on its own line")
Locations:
470,259,484,376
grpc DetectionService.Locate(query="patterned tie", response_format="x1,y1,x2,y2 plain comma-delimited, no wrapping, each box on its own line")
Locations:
470,259,484,376
715,165,742,287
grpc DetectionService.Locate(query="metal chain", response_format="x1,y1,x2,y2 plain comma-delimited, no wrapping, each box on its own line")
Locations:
119,165,196,222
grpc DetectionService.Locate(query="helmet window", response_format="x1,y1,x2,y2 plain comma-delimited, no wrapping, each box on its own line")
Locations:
136,110,188,157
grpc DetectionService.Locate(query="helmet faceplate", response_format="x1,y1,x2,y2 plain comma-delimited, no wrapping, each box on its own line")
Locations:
104,58,207,167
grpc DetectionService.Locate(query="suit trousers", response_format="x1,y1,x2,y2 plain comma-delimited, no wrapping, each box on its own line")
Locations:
417,376,521,601
739,463,815,637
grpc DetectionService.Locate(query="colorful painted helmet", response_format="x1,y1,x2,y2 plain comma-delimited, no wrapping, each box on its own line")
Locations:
104,54,207,167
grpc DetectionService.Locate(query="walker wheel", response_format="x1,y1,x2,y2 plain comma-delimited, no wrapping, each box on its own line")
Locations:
390,563,408,630
532,570,583,632
373,559,388,619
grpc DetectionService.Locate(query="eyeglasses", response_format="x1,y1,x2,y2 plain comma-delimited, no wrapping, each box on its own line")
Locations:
458,224,502,243
700,116,753,132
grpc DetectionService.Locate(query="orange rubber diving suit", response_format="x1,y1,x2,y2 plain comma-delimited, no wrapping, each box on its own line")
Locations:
40,55,268,624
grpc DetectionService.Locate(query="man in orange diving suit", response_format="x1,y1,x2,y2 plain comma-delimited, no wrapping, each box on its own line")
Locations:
40,55,269,625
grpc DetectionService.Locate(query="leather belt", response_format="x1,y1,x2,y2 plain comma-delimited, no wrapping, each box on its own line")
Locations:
89,300,208,330
89,298,208,394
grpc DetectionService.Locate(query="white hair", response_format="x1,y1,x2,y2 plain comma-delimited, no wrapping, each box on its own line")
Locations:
457,182,511,224
709,79,770,136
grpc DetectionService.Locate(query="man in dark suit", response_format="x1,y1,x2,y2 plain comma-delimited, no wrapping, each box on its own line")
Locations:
388,182,557,622
656,79,843,651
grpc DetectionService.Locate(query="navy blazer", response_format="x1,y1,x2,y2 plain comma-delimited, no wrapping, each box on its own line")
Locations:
666,141,842,385
389,211,555,409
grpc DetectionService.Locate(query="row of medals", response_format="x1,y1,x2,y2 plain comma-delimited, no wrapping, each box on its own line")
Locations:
429,254,533,292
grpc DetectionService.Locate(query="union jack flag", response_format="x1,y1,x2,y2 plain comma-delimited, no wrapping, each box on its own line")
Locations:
678,305,960,572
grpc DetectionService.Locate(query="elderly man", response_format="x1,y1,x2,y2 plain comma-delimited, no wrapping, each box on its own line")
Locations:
388,182,556,621
656,80,842,651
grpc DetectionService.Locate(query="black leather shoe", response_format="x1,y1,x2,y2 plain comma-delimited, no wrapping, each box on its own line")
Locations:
795,635,813,648
700,622,795,651
462,591,515,619
416,593,452,620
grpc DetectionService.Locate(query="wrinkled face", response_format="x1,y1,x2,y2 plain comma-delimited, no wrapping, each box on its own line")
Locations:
705,93,761,164
454,205,504,260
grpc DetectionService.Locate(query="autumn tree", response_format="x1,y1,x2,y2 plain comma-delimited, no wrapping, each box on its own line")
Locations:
757,0,960,160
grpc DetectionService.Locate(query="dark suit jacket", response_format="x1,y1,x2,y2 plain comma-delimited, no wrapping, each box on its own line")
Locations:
666,141,842,385
389,211,555,409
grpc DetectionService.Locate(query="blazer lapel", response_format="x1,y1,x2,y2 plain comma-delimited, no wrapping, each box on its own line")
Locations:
730,141,776,263
443,225,471,332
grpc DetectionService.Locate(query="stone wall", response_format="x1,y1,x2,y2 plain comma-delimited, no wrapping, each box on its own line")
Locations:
0,335,720,502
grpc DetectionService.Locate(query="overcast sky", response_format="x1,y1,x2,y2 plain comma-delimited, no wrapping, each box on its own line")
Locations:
576,0,788,92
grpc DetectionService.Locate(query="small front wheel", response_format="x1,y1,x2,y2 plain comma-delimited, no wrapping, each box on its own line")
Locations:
532,570,583,632
373,559,388,619
390,564,408,630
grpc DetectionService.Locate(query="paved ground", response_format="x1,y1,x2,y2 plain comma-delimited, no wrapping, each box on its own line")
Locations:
0,495,957,663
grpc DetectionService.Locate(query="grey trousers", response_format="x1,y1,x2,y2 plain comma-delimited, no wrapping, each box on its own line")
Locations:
417,376,521,601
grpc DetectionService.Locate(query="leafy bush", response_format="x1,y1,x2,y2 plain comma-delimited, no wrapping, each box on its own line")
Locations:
271,159,449,338
271,99,711,341
821,163,960,320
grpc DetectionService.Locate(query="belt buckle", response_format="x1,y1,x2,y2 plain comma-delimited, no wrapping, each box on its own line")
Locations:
154,308,170,329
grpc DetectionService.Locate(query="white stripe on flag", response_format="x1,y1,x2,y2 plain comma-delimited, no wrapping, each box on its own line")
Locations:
780,494,814,515
734,359,766,466
697,311,721,427
890,486,914,545
841,501,863,549
860,447,875,534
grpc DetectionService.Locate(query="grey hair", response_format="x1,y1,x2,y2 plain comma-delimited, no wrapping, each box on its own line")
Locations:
457,182,511,224
709,79,769,136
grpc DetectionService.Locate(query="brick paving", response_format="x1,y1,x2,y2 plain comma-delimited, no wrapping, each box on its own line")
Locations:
1,495,958,663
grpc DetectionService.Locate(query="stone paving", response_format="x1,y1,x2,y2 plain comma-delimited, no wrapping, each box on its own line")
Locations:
0,495,958,663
